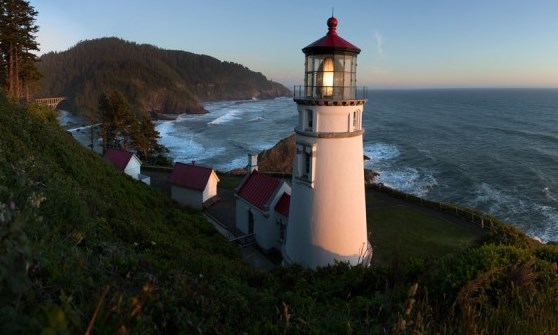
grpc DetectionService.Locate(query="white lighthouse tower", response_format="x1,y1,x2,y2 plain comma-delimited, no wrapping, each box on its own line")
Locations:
283,16,371,268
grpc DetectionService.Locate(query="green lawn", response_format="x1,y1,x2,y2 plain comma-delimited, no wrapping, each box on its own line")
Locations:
218,173,244,190
367,192,485,264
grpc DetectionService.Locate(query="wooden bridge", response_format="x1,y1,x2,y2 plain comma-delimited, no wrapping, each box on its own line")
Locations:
34,97,67,109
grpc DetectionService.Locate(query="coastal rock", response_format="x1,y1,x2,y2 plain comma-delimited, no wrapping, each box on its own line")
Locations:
149,112,178,120
257,134,296,174
364,169,380,185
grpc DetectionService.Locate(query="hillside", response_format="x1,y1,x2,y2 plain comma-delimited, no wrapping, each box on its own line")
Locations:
258,133,295,173
1,94,558,333
36,37,291,117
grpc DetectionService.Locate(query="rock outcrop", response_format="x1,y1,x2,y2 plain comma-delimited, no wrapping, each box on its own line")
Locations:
257,134,296,174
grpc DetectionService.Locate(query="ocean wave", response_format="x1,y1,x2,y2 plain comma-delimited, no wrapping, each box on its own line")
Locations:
154,120,175,138
543,187,557,202
173,145,226,166
213,156,249,172
484,126,558,145
207,109,242,125
156,123,224,164
535,205,558,243
363,143,400,163
375,167,438,198
468,182,558,242
469,182,528,216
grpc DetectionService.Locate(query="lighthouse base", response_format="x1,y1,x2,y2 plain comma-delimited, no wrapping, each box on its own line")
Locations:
282,242,372,269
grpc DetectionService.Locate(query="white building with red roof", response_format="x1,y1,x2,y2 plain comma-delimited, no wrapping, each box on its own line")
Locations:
235,170,291,252
103,148,150,185
168,162,220,210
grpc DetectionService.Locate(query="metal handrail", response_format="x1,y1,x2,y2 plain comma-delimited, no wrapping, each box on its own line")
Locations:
293,85,368,101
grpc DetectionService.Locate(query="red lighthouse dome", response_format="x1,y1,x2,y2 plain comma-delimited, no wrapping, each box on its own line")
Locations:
302,16,361,55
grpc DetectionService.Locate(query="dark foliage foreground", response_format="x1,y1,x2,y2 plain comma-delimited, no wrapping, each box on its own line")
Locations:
1,94,557,334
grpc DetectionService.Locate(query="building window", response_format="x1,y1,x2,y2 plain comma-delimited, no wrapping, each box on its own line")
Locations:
349,110,361,131
306,109,313,130
304,152,311,178
296,143,315,184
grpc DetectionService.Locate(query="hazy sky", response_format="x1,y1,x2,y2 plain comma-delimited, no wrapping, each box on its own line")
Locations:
30,0,558,89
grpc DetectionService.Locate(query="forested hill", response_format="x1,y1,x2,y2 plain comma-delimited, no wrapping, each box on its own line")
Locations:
36,37,291,116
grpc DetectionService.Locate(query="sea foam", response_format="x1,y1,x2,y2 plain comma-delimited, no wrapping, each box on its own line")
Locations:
207,109,242,125
363,143,437,197
364,143,400,162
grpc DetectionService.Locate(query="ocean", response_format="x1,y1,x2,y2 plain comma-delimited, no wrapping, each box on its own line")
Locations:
156,89,558,242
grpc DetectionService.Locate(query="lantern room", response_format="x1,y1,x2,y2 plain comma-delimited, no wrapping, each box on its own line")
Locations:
297,17,364,101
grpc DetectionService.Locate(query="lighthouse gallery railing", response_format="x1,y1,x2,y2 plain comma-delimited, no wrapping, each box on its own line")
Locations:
293,85,368,101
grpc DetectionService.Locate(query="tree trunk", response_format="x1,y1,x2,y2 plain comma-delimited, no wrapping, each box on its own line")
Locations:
15,49,20,99
8,43,15,97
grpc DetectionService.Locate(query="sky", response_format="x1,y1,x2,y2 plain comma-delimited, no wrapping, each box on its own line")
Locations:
30,0,558,89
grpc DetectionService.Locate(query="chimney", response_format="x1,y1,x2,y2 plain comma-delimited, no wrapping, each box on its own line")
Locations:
248,153,258,172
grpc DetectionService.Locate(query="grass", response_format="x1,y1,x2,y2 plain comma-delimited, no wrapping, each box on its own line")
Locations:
217,173,243,190
2,94,557,334
367,199,485,264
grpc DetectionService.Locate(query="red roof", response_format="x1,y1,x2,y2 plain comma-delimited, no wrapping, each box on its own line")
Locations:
274,192,290,217
236,170,281,210
104,148,135,171
302,17,360,55
168,162,216,191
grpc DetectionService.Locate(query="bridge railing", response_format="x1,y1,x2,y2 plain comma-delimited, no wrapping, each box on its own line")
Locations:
34,97,67,109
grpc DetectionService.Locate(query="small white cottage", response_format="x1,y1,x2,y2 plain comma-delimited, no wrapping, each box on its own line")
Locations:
103,148,150,185
168,162,220,210
235,170,291,252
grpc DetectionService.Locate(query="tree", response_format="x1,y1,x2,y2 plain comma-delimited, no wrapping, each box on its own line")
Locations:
98,90,169,163
0,0,40,100
130,115,161,161
98,91,134,152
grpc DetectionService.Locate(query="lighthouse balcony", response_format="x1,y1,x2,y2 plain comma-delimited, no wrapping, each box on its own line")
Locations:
293,85,367,105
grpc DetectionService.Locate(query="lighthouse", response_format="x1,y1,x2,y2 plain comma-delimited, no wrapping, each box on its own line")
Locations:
283,16,371,268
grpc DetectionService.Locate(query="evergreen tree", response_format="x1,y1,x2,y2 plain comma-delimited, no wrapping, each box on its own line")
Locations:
0,0,40,99
98,91,135,152
130,115,161,161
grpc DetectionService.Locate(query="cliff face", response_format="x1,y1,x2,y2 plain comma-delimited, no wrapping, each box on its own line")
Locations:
257,134,295,174
37,37,291,116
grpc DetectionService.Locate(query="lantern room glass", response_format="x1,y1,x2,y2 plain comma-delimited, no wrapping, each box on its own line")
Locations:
304,53,357,99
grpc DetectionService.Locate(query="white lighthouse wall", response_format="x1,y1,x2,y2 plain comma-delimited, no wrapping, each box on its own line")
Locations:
285,104,369,268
